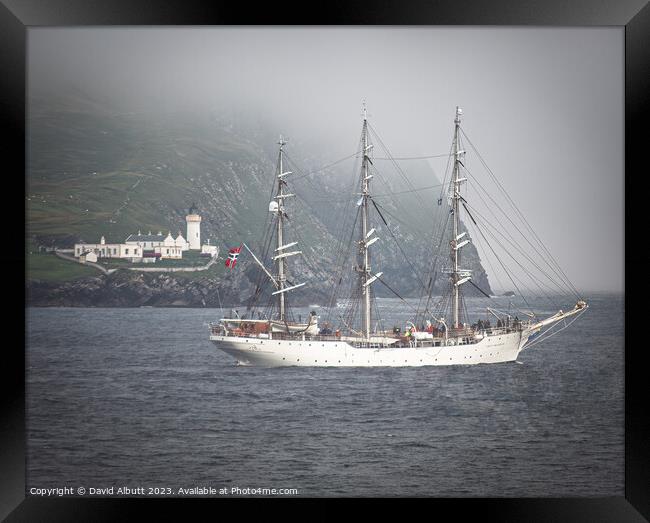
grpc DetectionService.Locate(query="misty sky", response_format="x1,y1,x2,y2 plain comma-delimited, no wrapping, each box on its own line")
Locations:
28,27,623,293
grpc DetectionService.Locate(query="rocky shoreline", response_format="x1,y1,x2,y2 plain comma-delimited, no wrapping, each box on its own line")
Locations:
26,271,331,308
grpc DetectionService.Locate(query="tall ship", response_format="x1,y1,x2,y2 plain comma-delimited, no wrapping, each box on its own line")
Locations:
209,105,588,366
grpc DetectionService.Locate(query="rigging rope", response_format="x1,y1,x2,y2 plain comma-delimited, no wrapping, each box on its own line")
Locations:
367,123,432,213
373,153,452,160
462,197,568,305
464,181,507,296
461,163,569,303
460,201,534,313
289,151,359,182
460,128,581,299
372,183,445,198
371,199,428,289
524,307,588,349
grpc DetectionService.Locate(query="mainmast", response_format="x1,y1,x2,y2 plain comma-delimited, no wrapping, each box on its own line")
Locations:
449,106,473,328
357,102,380,339
275,136,290,321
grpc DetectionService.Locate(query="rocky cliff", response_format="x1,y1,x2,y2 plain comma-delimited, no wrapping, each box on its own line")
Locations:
27,93,492,307
27,270,330,308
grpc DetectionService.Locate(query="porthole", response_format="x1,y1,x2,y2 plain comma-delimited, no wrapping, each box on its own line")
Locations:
297,358,300,362
282,357,285,360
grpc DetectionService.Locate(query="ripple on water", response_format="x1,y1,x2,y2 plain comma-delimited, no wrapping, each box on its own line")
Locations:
26,296,624,496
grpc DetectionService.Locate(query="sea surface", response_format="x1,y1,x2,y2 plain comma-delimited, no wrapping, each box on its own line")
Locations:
26,293,623,497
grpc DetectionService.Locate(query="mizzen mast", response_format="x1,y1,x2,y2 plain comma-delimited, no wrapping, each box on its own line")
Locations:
450,106,471,328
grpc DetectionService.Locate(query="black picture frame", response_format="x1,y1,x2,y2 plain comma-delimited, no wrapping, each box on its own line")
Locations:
5,1,648,520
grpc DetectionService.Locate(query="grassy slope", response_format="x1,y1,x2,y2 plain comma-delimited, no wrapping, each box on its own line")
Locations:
26,103,335,285
27,252,98,282
26,98,490,295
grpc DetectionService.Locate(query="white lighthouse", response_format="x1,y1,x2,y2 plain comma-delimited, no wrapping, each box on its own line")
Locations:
186,207,202,250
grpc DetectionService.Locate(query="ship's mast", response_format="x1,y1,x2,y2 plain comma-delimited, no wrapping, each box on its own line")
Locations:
276,136,287,321
360,103,372,339
451,106,463,328
262,136,303,324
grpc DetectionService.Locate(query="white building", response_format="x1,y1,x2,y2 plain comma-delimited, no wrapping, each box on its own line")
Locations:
174,231,189,251
201,239,218,257
74,224,199,263
125,231,188,260
125,231,165,250
186,211,201,250
154,245,182,259
156,232,183,259
74,236,142,261
79,251,97,263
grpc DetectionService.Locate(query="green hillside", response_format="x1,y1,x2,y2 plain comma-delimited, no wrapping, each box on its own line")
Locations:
27,108,271,244
26,98,340,300
26,95,492,300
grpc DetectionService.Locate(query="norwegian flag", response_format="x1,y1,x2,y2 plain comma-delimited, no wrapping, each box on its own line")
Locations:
225,245,242,269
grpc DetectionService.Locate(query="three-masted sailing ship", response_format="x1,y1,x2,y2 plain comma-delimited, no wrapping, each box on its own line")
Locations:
209,105,588,366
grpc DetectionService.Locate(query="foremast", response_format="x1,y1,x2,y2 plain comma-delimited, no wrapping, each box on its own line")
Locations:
226,137,307,331
271,136,302,322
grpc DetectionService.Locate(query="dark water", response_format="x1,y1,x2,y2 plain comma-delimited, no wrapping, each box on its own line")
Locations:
26,293,623,497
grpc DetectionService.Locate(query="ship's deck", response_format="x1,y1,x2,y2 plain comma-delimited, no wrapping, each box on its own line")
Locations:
209,323,526,349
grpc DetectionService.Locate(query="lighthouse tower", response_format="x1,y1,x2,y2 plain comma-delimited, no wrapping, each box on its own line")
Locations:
185,206,201,250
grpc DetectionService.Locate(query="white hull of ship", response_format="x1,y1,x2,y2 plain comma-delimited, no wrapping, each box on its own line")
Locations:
210,330,529,367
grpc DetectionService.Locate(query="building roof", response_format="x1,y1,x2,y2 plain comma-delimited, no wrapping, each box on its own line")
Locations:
125,234,165,242
76,243,124,248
